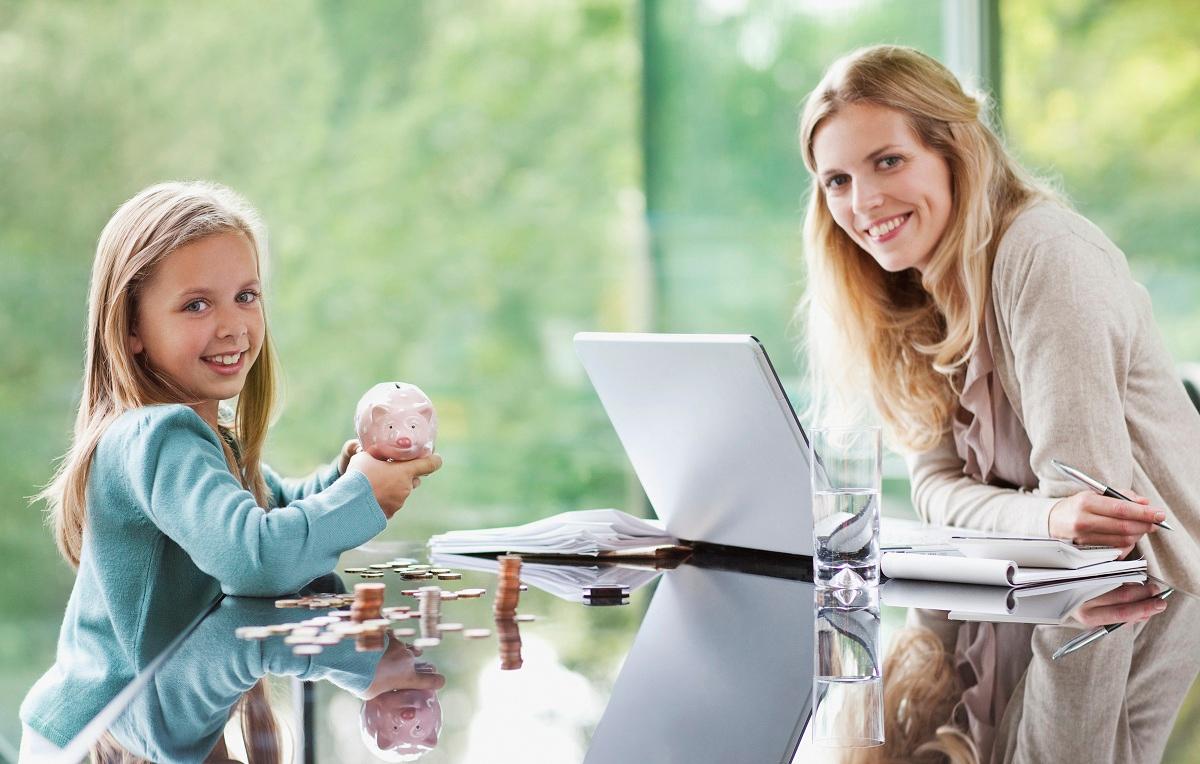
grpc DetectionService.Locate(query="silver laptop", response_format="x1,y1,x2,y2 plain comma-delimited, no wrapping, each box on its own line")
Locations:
574,332,813,557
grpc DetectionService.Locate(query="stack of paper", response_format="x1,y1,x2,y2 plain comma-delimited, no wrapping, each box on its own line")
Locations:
427,508,684,557
429,551,666,602
882,572,1148,624
880,551,1147,587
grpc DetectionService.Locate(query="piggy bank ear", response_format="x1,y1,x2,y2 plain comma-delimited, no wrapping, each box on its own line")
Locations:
369,403,391,425
417,404,434,421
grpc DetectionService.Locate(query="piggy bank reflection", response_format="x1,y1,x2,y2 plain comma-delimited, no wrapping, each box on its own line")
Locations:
360,687,442,761
354,382,438,462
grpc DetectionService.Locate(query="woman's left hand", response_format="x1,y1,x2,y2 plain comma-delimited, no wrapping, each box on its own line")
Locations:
337,438,362,475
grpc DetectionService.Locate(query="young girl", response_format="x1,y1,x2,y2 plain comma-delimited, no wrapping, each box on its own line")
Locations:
19,181,442,756
798,45,1200,583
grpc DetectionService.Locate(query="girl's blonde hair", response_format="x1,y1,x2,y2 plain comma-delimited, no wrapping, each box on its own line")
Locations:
842,627,979,764
37,181,279,567
797,45,1057,452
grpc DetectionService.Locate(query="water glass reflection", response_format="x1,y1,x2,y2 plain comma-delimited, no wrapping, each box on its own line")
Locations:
812,587,884,749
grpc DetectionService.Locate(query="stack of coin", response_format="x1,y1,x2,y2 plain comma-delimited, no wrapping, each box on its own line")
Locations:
417,585,442,641
351,582,386,623
494,616,523,670
493,554,522,617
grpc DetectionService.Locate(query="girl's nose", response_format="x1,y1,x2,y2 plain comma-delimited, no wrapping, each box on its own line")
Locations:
215,309,249,341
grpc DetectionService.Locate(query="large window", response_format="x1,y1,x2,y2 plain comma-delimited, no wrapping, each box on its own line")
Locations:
643,0,946,515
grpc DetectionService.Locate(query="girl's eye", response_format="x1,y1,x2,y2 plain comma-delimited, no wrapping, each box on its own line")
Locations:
236,289,261,304
879,155,903,169
183,299,207,313
824,174,849,190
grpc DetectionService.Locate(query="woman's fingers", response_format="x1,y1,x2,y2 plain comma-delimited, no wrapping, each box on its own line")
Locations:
1091,496,1164,525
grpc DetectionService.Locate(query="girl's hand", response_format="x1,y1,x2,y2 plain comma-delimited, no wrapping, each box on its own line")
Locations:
1048,489,1164,558
347,451,443,518
337,439,361,475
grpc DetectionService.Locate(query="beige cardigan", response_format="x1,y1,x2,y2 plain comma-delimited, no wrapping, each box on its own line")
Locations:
906,201,1200,592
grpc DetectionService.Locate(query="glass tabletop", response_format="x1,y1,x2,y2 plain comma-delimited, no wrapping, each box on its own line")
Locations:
60,543,1200,763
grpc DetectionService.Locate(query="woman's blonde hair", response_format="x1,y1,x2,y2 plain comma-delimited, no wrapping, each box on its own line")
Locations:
842,627,978,764
37,180,279,567
797,45,1057,452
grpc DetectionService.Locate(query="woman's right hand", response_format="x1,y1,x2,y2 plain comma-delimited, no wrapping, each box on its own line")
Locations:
348,451,443,518
1047,489,1164,557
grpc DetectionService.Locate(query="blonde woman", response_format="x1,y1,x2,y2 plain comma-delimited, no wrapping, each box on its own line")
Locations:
20,181,442,760
799,45,1200,578
798,44,1200,762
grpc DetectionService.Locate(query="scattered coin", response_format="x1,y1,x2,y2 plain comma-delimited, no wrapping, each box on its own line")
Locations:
413,637,441,648
292,644,323,655
235,627,271,640
515,614,536,622
463,628,491,639
392,627,416,637
437,622,464,632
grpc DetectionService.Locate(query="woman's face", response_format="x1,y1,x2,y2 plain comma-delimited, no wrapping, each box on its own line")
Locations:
811,102,952,274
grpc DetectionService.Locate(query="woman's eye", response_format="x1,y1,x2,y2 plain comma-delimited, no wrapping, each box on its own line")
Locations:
236,290,260,304
879,155,903,169
825,174,848,190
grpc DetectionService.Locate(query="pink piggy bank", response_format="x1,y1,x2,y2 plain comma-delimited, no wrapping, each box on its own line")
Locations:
354,382,438,462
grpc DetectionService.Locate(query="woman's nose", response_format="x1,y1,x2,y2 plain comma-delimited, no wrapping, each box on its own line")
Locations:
851,177,884,216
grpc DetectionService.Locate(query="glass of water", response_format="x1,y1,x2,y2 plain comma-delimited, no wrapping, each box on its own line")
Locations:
812,587,883,748
811,425,881,589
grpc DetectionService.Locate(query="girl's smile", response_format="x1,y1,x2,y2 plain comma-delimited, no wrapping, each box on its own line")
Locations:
201,350,248,375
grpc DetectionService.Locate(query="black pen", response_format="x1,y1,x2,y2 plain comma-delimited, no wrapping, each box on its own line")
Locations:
1052,459,1174,531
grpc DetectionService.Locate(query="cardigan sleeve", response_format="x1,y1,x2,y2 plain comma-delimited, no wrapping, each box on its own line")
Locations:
261,459,343,509
909,214,1141,536
906,430,1059,535
128,405,387,596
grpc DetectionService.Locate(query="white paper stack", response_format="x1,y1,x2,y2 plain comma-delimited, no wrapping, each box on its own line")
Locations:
429,551,664,602
427,508,681,557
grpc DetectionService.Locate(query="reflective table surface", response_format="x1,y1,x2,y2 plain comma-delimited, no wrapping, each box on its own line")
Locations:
66,542,1200,763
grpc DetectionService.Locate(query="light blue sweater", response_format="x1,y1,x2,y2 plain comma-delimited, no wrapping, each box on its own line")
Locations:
20,404,386,747
110,596,386,762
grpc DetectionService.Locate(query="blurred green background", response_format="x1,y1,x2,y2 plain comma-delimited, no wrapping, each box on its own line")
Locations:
2,0,1198,757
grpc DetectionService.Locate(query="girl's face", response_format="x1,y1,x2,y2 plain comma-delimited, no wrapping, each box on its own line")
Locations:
129,231,264,424
811,102,952,274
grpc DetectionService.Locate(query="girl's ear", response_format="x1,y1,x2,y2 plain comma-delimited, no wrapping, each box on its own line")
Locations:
128,325,144,356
